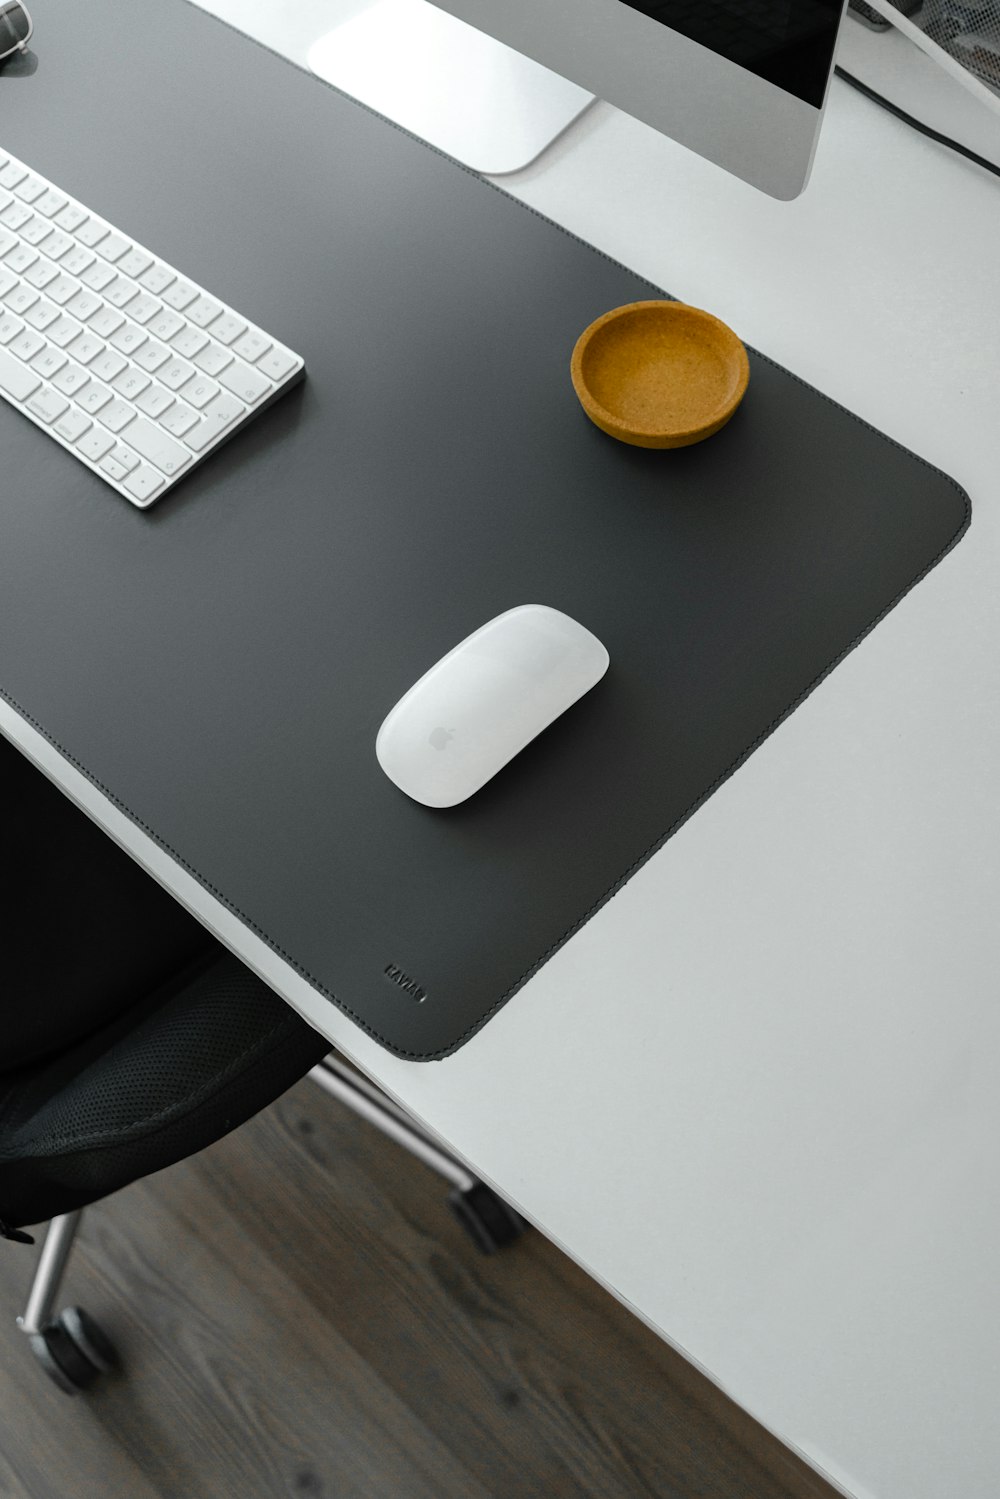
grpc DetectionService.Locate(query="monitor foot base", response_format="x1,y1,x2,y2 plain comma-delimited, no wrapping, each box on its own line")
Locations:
308,0,595,175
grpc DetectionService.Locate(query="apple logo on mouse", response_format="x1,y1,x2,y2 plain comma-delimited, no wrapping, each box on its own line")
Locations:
429,727,454,751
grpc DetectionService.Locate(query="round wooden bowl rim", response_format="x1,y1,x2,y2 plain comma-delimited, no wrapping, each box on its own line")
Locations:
570,300,750,443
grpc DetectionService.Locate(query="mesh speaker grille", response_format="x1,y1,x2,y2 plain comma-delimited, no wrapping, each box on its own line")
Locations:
850,0,1000,95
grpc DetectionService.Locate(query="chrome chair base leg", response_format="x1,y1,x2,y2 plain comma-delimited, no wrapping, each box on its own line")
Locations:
17,1212,119,1393
308,1056,527,1252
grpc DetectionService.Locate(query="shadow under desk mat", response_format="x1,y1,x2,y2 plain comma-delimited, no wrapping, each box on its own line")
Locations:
0,0,971,1057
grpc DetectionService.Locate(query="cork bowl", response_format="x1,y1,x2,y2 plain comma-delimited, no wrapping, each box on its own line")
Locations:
570,301,750,449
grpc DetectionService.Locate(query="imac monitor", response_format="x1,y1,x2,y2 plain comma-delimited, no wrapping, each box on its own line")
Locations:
428,0,846,197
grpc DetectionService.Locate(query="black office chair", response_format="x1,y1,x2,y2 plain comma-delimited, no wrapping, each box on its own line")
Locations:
0,736,522,1394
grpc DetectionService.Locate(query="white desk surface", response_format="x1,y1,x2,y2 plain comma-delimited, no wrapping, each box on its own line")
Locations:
4,8,1000,1497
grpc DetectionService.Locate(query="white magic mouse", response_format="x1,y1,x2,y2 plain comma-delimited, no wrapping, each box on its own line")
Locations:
376,604,610,808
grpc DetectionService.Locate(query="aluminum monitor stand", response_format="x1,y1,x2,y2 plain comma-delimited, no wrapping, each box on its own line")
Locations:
308,0,595,175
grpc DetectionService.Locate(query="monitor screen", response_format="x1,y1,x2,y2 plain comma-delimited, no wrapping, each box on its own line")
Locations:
620,0,844,107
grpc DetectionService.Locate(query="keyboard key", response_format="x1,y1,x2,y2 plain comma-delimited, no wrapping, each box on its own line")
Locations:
126,416,190,475
123,466,164,504
139,262,175,296
18,218,44,260
0,162,28,190
74,218,110,249
24,259,60,290
148,308,184,343
193,341,233,377
61,244,95,277
24,299,61,332
88,305,125,339
41,230,74,261
54,407,92,443
27,386,70,424
52,361,90,396
105,274,140,309
80,259,116,292
160,356,194,391
0,345,41,402
109,443,140,473
171,325,208,360
0,200,32,232
118,248,153,279
232,329,271,363
49,314,84,348
90,349,128,383
0,311,24,343
97,399,137,434
99,453,130,482
160,400,198,437
219,361,270,405
134,339,171,373
30,345,68,380
184,392,244,452
79,381,113,414
54,203,89,233
110,323,147,356
135,383,173,419
18,216,50,246
113,367,151,401
15,176,47,204
126,293,159,325
48,275,81,306
76,426,116,462
26,221,56,253
162,278,198,311
96,232,131,262
210,312,246,345
35,189,68,219
66,332,105,365
256,346,298,382
10,328,46,362
4,284,39,317
3,242,38,274
187,295,222,328
66,289,103,322
179,374,218,410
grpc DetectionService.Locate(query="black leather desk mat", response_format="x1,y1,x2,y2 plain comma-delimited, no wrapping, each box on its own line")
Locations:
0,0,970,1057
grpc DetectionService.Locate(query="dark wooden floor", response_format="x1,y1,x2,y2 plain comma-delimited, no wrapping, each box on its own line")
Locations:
0,1074,841,1499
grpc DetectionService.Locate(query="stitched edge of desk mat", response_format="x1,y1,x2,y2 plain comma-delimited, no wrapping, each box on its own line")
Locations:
0,1,972,1059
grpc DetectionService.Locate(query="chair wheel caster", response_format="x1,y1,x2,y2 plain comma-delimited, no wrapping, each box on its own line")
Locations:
447,1181,527,1254
28,1306,118,1394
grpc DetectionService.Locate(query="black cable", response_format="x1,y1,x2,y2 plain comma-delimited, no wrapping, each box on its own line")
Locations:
835,64,1000,179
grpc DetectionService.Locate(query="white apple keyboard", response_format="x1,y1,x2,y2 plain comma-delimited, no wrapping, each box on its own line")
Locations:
376,605,610,808
0,147,304,508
